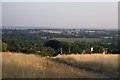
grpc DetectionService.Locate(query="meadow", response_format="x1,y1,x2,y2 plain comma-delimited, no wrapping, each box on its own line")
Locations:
2,52,109,78
52,54,119,78
52,38,102,43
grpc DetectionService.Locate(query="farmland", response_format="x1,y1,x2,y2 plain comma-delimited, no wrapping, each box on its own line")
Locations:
2,52,119,78
52,38,102,43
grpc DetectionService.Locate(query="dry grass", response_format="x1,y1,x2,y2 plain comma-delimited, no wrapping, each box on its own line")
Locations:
2,52,108,78
0,52,2,79
53,54,119,78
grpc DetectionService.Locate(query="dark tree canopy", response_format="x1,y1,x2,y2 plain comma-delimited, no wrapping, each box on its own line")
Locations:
45,40,62,50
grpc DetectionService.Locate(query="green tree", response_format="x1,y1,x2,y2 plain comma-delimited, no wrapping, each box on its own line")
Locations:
9,38,21,52
70,43,82,53
2,42,8,52
45,40,62,51
40,47,56,57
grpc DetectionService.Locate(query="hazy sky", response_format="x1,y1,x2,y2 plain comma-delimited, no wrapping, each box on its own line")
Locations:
2,2,118,29
1,0,119,2
0,2,2,27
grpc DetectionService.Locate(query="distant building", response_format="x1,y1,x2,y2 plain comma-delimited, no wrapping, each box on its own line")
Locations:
91,47,93,52
41,36,47,39
82,47,93,54
41,30,62,34
102,48,108,54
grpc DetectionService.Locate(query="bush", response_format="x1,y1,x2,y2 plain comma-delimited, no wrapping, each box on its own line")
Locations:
2,42,8,52
39,47,56,57
44,40,62,51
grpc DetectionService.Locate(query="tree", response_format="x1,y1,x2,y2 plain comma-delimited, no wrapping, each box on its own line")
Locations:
9,38,21,52
2,42,8,52
40,47,56,57
70,43,82,53
44,40,62,51
61,42,70,53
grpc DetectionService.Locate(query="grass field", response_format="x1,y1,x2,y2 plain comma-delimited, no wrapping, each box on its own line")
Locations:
2,52,109,78
52,54,119,78
52,38,102,43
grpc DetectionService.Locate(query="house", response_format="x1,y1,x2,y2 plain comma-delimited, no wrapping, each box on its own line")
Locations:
102,48,108,54
82,47,93,54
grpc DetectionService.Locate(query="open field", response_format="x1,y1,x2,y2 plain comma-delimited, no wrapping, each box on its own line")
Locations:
52,38,102,43
52,54,119,78
2,52,109,78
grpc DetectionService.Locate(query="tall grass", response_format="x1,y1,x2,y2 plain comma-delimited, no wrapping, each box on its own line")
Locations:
53,54,119,78
2,52,107,78
0,51,1,79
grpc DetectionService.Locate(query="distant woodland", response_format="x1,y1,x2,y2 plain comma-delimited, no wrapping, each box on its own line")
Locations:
2,29,119,56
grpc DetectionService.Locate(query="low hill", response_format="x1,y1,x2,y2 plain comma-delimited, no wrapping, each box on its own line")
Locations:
52,54,119,78
2,52,109,78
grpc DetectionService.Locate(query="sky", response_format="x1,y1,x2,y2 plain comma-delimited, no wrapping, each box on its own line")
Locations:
2,2,118,29
0,2,2,27
1,0,119,2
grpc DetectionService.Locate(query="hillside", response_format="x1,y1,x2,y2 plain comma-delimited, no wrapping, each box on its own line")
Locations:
52,54,119,78
2,52,109,78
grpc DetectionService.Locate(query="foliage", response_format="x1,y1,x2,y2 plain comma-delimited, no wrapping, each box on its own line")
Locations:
52,38,102,43
2,29,119,55
2,42,8,52
39,47,56,57
44,40,62,51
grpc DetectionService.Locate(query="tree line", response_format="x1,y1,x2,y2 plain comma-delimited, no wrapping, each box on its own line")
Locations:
2,29,119,56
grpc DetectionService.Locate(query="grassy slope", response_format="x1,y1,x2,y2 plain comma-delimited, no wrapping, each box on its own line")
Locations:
52,38,102,43
52,54,119,78
2,52,107,78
